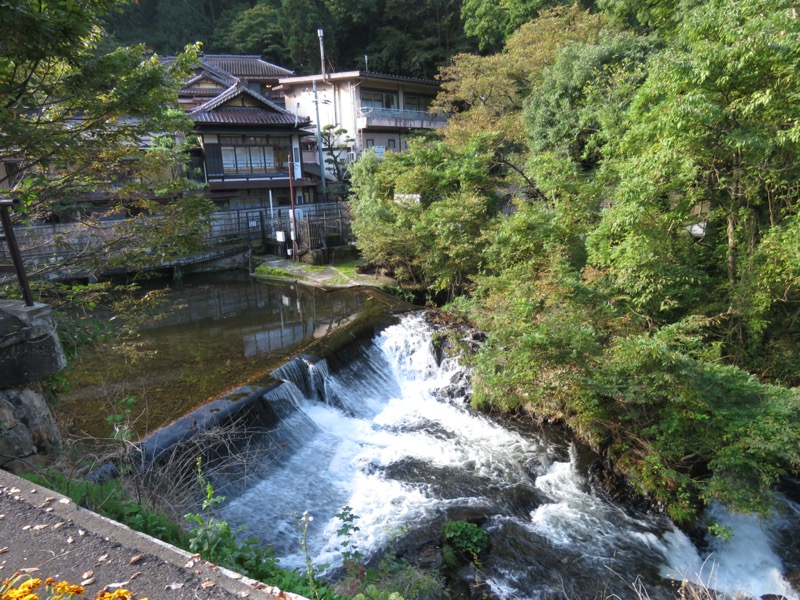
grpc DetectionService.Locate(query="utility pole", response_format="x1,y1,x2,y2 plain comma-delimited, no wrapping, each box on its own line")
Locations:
313,79,328,203
316,27,328,203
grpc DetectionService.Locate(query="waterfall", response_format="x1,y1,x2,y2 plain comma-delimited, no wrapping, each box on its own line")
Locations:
218,313,799,600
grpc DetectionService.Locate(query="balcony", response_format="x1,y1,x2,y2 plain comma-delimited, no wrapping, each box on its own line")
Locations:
356,107,447,130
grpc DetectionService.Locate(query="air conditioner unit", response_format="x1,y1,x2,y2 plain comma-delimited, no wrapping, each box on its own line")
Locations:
276,231,286,242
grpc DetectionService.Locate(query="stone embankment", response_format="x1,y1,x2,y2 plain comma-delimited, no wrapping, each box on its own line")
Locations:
0,301,64,470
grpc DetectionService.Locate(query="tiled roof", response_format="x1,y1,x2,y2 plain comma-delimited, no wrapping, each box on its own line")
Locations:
191,82,282,113
191,106,299,125
189,82,309,127
185,67,237,88
201,55,294,79
177,87,223,97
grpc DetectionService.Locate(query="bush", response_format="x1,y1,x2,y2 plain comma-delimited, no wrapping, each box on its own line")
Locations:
442,520,488,565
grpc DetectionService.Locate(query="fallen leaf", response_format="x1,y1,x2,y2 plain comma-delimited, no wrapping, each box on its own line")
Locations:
53,522,64,529
201,581,215,589
33,524,48,531
9,488,20,494
165,583,184,591
78,530,85,536
18,568,39,574
0,548,8,554
45,508,53,513
22,525,31,530
67,536,74,544
97,553,108,562
80,577,95,586
82,571,94,579
58,498,70,504
103,582,129,591
129,554,144,565
229,572,242,580
130,572,142,580
184,559,195,569
0,514,5,519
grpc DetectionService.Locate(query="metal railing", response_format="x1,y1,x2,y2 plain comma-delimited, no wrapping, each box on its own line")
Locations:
0,198,34,305
357,106,447,123
0,203,353,279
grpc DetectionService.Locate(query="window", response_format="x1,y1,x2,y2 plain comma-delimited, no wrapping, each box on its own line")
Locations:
213,135,290,175
387,139,396,150
366,139,375,148
404,94,432,112
361,90,397,110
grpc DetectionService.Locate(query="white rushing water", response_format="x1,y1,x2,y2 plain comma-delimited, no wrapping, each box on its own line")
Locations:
219,313,799,599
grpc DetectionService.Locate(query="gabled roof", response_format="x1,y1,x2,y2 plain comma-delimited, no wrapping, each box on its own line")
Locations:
185,65,238,88
201,55,294,79
189,82,308,127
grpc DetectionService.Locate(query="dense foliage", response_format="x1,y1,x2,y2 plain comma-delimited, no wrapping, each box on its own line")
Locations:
350,0,800,523
1,0,214,276
104,0,474,77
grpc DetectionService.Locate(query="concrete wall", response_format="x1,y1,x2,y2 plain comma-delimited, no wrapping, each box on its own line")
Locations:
0,301,65,469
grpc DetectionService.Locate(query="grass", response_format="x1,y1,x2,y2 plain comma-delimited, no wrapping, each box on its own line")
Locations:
254,265,296,279
332,259,366,279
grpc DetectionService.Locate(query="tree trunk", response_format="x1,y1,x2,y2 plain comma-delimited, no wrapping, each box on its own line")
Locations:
726,211,737,284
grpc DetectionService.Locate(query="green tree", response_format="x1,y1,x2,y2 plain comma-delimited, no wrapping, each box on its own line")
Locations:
349,136,500,294
212,2,292,65
434,5,607,198
1,0,214,276
461,0,578,51
588,0,800,368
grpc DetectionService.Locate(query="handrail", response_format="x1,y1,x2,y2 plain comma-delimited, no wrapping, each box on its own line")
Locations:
0,198,34,306
357,107,447,121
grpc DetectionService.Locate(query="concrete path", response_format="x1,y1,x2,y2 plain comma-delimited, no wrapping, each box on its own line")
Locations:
0,469,296,600
252,256,397,289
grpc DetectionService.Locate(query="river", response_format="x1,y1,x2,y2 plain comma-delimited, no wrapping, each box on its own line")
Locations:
217,312,800,600
63,277,800,598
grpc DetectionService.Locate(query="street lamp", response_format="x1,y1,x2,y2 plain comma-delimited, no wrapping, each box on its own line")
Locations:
318,28,326,80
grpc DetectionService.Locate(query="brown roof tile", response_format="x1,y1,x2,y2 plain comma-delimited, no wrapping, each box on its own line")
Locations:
191,106,299,125
201,55,294,79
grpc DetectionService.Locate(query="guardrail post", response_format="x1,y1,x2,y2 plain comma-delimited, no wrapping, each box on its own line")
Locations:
0,198,34,306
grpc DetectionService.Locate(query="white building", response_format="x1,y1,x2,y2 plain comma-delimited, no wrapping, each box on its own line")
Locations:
278,71,447,179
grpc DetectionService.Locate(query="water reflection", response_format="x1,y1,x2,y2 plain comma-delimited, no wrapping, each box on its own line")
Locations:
61,272,369,440
143,273,366,358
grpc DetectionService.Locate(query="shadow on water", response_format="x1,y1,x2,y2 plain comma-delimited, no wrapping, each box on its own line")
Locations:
58,272,407,442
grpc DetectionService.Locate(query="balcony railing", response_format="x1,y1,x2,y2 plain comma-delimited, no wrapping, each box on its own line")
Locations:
357,107,447,124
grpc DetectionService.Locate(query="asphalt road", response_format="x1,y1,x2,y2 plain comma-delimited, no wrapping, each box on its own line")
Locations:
0,469,290,600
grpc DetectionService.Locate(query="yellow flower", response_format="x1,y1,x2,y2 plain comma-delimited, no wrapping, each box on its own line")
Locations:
64,585,84,597
55,583,83,597
18,580,41,593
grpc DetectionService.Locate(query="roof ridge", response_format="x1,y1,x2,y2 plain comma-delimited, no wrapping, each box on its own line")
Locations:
189,81,296,117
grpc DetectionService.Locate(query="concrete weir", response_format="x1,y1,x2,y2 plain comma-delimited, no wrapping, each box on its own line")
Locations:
0,300,65,469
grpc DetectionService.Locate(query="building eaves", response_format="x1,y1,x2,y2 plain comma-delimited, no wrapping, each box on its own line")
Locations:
278,70,438,87
190,82,288,115
185,67,238,88
189,82,310,127
190,107,299,126
201,55,294,79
